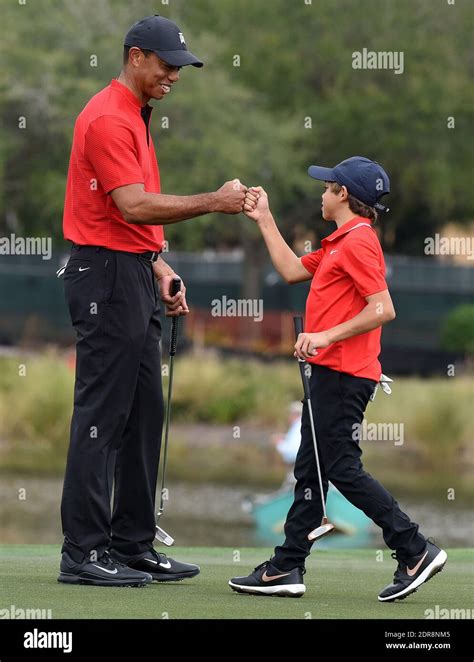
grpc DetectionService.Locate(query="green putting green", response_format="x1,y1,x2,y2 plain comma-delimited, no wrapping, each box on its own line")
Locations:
0,545,471,620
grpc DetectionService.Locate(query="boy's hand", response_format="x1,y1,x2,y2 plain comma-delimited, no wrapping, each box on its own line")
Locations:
294,332,331,360
243,186,270,222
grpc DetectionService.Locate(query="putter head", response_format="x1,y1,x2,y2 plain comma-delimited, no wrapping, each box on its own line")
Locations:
155,525,175,546
307,520,335,542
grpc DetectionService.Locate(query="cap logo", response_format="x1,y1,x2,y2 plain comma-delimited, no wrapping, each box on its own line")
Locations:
376,177,384,191
178,32,186,45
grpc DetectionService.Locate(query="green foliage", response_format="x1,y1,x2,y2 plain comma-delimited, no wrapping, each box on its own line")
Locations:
0,353,472,499
171,355,302,424
0,0,472,253
0,352,73,473
441,305,474,355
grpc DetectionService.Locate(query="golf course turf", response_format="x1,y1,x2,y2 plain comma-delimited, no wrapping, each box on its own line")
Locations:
0,545,471,619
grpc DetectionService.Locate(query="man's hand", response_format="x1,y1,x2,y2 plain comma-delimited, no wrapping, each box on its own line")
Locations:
154,270,190,317
294,332,331,360
243,186,270,223
213,179,247,214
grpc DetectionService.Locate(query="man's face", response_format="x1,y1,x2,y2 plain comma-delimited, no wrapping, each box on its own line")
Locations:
131,48,181,101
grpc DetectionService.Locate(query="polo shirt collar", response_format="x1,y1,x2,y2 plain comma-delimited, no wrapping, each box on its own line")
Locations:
322,216,373,244
110,78,146,109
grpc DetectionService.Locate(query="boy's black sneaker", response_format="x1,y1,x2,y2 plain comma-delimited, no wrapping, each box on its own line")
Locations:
228,560,305,597
112,547,200,582
57,550,152,587
378,540,447,602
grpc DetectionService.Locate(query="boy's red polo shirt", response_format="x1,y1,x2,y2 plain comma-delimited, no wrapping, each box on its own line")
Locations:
301,216,388,381
63,79,164,252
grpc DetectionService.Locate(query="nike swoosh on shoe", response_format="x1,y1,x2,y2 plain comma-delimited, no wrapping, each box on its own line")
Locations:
144,558,172,569
92,565,118,575
261,570,291,582
406,550,429,577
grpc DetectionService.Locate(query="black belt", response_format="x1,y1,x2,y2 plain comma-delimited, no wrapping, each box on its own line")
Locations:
71,243,161,263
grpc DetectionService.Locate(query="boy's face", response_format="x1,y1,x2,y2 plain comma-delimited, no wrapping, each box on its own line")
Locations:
321,182,344,221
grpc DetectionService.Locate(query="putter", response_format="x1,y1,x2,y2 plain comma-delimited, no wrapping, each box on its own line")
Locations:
155,276,182,546
293,316,335,542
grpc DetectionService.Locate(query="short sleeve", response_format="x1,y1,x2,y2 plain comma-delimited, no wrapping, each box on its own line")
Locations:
342,237,387,297
84,115,145,194
301,249,323,275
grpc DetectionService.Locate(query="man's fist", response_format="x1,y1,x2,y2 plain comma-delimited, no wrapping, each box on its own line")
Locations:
214,179,247,214
154,271,190,317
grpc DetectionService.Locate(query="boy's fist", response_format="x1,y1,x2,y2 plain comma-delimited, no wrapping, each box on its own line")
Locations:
243,186,270,222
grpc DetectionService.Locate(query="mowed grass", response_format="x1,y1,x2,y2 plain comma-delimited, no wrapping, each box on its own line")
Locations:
0,546,471,620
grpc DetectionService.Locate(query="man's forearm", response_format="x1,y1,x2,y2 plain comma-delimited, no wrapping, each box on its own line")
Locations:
127,191,218,225
257,213,301,283
326,303,391,344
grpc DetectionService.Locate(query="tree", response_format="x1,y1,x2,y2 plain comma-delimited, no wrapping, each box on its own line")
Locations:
0,0,472,263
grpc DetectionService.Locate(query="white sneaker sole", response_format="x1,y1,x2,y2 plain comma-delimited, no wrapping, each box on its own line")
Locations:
228,580,306,597
378,549,448,602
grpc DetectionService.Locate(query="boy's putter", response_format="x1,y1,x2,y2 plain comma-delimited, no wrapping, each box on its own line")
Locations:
293,316,335,542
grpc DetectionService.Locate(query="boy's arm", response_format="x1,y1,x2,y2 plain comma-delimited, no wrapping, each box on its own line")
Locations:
294,290,396,360
326,290,396,343
243,187,312,283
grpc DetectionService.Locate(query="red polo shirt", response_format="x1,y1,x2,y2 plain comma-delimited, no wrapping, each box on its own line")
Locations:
63,79,164,252
300,216,388,381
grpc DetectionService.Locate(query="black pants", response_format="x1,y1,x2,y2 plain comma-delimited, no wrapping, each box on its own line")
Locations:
60,244,164,564
273,365,426,570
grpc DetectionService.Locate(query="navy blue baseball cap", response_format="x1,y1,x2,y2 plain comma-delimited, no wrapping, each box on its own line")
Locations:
308,156,390,212
124,15,203,68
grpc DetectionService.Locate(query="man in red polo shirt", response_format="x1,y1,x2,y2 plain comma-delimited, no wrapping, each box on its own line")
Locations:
58,15,246,587
229,157,446,601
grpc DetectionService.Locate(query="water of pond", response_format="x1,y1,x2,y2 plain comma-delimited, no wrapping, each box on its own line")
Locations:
1,476,472,549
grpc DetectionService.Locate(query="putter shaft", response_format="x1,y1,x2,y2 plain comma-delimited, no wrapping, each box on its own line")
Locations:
294,316,334,541
155,277,181,545
304,371,329,521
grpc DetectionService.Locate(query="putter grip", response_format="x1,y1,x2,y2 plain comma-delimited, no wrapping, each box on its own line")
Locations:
293,316,311,400
169,277,181,356
293,316,304,339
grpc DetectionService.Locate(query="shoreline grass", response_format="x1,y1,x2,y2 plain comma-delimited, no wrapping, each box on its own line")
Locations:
0,352,472,499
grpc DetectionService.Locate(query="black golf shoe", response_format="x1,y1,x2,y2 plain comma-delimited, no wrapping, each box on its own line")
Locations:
112,547,200,582
58,550,152,587
378,540,447,602
229,560,306,597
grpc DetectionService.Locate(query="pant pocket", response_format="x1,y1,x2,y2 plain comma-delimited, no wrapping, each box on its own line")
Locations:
102,253,117,304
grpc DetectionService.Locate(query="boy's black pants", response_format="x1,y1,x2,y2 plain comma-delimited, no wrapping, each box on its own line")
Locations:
273,364,426,570
60,244,164,564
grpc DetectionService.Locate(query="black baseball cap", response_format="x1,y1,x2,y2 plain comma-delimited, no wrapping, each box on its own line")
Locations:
308,156,390,212
124,15,203,68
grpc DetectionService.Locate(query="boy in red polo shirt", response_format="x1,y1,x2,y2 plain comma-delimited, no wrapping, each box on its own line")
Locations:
229,157,447,601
